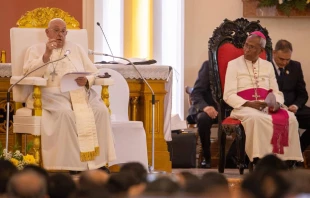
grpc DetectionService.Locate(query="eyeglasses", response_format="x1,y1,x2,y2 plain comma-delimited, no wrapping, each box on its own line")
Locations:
243,43,260,51
50,28,68,35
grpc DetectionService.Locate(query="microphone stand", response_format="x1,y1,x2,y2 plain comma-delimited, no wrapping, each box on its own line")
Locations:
99,53,161,173
96,22,118,64
5,55,68,156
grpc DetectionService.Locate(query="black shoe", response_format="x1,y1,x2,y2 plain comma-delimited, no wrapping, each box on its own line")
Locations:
99,166,111,174
286,160,302,170
69,170,81,175
200,159,211,169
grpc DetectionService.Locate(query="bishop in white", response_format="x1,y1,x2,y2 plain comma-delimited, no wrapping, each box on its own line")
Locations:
223,31,303,162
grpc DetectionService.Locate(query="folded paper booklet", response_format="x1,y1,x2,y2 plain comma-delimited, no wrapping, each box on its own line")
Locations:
265,91,277,108
60,72,92,92
262,90,277,113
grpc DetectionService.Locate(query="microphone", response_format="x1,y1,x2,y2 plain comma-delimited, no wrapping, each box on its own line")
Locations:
88,49,109,56
96,22,118,64
5,53,68,153
91,51,160,173
64,49,71,56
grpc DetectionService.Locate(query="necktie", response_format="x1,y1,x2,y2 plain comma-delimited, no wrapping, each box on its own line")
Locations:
278,68,284,90
279,68,284,77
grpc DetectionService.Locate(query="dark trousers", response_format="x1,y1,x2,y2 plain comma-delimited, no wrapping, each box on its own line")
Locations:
196,111,216,162
296,106,310,152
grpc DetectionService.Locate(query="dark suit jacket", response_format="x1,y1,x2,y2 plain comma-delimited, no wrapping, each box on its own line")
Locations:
273,60,308,109
190,61,216,112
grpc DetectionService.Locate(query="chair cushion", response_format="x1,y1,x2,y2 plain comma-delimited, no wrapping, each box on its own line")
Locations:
13,115,41,136
217,43,267,93
15,107,32,116
222,116,241,125
94,78,114,86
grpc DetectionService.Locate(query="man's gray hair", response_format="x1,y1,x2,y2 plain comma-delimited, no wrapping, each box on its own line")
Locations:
48,18,66,28
259,37,266,49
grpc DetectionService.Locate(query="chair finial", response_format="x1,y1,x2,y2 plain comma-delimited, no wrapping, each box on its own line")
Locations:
16,7,80,29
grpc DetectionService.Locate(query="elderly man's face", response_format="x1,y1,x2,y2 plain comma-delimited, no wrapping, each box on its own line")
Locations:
46,20,67,48
273,50,292,68
243,36,263,62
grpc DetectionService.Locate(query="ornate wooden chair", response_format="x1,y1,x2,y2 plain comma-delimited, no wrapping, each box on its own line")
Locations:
208,18,272,174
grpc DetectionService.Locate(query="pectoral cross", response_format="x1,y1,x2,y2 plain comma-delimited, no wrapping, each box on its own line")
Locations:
50,70,58,81
252,91,260,100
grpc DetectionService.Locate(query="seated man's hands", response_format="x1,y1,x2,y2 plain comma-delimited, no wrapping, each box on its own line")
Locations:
288,105,298,114
75,77,88,87
243,101,267,111
269,102,281,112
43,39,58,63
203,106,218,119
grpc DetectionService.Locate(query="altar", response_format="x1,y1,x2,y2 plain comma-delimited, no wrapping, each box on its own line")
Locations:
0,63,173,172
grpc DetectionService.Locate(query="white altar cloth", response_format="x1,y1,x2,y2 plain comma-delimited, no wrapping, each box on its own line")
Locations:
109,121,149,169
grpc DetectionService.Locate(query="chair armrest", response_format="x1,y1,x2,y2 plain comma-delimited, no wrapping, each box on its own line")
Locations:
94,78,114,86
10,76,47,86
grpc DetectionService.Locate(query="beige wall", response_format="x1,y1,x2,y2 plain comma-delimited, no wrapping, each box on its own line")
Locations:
184,0,310,116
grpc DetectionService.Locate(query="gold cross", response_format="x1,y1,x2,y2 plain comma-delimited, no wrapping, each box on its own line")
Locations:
252,91,260,100
50,70,58,81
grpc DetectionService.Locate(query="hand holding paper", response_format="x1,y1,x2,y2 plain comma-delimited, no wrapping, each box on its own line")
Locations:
264,90,280,113
75,77,88,86
60,72,92,92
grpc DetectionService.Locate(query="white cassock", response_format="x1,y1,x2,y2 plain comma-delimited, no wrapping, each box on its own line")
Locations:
223,55,303,162
23,41,116,170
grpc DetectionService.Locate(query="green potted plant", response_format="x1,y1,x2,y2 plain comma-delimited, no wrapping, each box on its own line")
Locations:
258,0,310,16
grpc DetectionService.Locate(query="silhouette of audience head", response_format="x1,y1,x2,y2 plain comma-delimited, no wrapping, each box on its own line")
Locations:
254,154,288,174
201,172,230,197
78,169,109,191
176,171,205,196
7,169,49,198
242,155,290,198
144,176,180,196
48,173,76,198
0,160,18,195
119,162,147,184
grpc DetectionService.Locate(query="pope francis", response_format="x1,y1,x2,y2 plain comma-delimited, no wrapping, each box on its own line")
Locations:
22,18,116,171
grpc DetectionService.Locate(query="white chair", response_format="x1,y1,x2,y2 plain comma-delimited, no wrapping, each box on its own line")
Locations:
10,27,111,165
93,68,149,170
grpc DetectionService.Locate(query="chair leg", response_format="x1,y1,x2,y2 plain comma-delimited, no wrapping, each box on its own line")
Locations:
303,152,308,169
33,135,42,166
14,133,22,151
236,125,246,175
218,128,226,173
249,162,254,172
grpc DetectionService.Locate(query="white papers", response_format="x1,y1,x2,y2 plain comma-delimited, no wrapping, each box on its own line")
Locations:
170,114,187,131
262,91,277,113
60,72,92,92
265,91,277,108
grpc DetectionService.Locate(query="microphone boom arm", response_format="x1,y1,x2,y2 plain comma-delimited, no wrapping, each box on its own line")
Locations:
101,53,156,172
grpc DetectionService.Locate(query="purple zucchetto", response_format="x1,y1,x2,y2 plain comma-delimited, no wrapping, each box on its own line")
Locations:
250,31,266,39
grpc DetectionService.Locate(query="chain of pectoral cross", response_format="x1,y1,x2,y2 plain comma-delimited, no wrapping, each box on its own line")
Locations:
50,48,63,81
244,58,260,100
